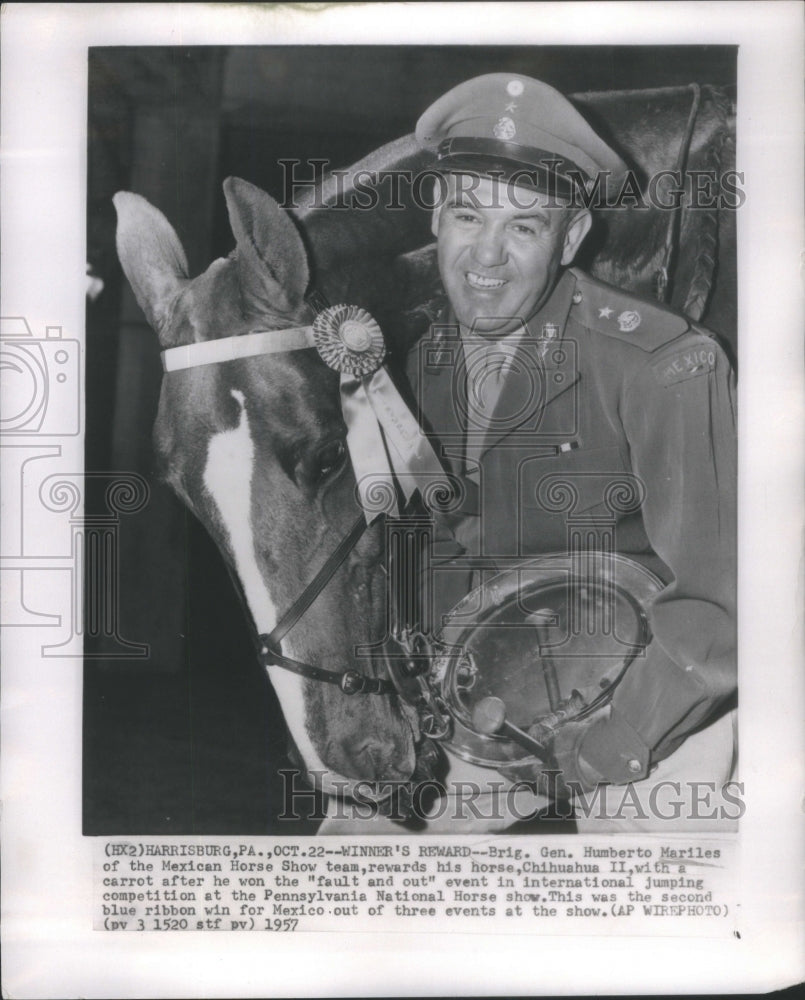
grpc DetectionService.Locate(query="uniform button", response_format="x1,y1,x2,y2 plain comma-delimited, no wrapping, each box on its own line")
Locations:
627,758,642,774
572,290,583,304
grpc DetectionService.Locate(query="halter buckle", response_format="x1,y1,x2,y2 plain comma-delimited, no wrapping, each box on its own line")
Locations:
339,669,366,695
258,636,282,667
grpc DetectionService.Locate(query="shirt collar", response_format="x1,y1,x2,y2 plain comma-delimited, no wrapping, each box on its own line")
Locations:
522,267,577,342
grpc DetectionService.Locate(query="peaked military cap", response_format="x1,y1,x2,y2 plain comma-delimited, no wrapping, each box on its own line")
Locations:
416,73,627,197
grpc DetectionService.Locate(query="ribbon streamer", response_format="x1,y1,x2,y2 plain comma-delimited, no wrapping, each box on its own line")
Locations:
342,366,450,520
314,305,450,521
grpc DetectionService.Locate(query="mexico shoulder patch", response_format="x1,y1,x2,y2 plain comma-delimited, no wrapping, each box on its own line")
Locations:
651,345,717,386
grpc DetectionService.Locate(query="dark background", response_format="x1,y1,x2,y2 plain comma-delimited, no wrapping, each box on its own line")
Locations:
84,45,737,835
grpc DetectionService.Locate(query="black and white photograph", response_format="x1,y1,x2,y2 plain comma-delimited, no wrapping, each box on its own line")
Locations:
87,43,741,837
2,4,803,998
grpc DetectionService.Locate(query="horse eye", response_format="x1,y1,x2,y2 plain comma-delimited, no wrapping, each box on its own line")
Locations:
313,439,347,484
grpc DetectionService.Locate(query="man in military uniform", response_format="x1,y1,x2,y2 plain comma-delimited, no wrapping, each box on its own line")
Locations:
404,74,737,831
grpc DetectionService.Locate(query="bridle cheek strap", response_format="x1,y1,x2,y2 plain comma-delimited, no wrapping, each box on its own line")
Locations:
256,512,394,696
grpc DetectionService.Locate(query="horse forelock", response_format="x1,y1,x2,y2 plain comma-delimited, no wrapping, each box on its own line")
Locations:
162,252,317,353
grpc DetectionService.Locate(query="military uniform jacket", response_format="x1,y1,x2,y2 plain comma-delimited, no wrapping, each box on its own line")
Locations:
402,267,737,784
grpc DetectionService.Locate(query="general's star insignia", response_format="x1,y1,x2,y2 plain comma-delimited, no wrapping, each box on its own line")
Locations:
598,306,614,319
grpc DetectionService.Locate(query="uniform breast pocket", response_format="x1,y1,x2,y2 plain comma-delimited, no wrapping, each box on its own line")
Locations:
519,446,638,518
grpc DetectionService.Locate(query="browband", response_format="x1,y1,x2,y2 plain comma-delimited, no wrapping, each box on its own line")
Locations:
161,326,315,372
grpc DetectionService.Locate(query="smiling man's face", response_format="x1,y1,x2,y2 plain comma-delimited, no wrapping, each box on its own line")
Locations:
432,173,591,336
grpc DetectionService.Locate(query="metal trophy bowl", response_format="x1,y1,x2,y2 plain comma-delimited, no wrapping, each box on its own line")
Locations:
429,553,664,770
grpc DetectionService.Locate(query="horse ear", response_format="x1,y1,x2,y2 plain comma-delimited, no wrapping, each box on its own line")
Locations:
223,176,310,316
113,192,189,341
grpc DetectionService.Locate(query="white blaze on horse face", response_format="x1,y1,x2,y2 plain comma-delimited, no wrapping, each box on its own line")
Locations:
202,389,329,776
203,392,274,631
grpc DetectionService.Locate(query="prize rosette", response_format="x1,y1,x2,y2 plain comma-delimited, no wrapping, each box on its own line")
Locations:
312,303,449,523
313,305,385,378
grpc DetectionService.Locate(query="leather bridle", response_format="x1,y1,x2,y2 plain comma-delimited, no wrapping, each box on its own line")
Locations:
254,512,394,695
162,310,397,698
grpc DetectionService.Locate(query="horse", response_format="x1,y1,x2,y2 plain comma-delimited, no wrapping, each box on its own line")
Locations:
114,82,737,833
114,178,436,814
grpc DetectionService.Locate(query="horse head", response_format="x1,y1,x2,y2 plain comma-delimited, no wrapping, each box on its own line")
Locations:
114,177,423,802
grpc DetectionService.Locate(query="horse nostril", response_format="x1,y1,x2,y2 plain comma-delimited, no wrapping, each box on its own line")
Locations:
354,738,385,778
324,727,414,784
348,737,411,784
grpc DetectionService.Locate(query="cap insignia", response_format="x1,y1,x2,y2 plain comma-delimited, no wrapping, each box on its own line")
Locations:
493,116,516,141
506,79,524,97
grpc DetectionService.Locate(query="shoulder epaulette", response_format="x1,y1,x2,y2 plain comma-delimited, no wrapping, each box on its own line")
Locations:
568,267,690,353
